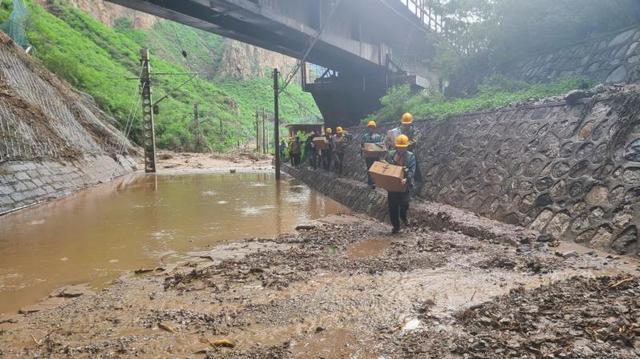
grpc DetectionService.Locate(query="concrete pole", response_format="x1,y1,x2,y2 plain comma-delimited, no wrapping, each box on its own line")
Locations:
273,68,281,180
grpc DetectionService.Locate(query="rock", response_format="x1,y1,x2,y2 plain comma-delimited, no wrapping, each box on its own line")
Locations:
536,234,555,243
402,318,421,332
561,250,579,259
50,284,94,298
295,224,316,231
564,90,591,105
18,305,43,315
158,321,177,333
0,314,19,324
209,338,235,348
606,66,627,83
134,268,155,274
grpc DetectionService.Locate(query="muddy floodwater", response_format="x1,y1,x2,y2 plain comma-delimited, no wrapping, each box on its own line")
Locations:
0,172,349,314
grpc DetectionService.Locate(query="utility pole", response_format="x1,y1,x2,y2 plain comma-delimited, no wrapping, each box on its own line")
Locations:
193,103,202,152
219,117,223,136
255,111,259,153
273,68,281,180
262,109,266,154
139,48,156,173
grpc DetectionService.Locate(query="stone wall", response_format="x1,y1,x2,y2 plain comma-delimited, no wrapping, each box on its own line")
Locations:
0,32,137,215
511,26,640,84
308,86,640,255
447,26,640,97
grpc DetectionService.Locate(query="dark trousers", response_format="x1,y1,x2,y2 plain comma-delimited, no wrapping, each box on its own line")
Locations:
322,150,332,170
388,191,410,230
364,158,376,185
292,153,301,166
334,152,344,174
308,150,317,169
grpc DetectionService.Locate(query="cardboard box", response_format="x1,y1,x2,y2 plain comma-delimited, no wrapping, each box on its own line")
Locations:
362,143,386,158
313,137,328,150
368,161,407,192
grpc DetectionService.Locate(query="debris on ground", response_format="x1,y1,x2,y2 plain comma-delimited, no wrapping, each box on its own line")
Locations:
0,215,637,358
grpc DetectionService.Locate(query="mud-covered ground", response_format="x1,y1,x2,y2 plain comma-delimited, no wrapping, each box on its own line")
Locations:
0,214,638,358
155,150,272,172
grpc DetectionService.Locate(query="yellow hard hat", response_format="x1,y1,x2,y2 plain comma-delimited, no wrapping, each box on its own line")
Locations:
401,112,414,125
325,128,332,134
395,134,410,148
336,126,344,134
367,120,377,128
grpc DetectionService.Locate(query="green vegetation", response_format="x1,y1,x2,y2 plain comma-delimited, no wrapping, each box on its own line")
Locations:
0,0,319,151
373,76,593,124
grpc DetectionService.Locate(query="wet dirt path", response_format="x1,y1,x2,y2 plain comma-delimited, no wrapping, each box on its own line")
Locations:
1,212,638,358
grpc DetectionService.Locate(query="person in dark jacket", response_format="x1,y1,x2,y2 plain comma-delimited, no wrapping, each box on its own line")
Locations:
384,134,416,234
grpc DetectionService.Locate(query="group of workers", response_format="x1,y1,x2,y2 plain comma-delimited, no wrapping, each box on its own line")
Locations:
362,112,420,234
282,126,351,174
282,112,420,234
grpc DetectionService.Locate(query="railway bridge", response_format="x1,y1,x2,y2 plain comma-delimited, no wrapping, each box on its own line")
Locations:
107,0,444,128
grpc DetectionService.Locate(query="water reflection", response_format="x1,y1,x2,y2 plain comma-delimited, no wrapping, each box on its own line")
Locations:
0,172,349,314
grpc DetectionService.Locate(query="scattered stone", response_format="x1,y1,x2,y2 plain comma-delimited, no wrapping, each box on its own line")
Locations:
295,224,317,231
158,321,177,333
49,284,94,298
209,338,235,348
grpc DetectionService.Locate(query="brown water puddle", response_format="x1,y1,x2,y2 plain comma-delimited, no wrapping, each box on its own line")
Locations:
0,172,350,314
346,237,392,259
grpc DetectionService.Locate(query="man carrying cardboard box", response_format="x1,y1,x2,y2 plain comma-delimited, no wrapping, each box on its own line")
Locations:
361,120,385,189
383,134,416,234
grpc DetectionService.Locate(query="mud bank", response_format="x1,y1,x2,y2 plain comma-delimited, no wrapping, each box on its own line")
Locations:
1,211,638,358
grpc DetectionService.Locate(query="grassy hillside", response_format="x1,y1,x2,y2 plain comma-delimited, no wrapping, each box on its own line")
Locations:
0,0,319,151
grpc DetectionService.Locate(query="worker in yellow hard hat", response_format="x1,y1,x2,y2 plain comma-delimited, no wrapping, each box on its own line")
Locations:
385,112,422,187
321,127,333,170
331,126,351,175
383,134,417,234
361,120,385,189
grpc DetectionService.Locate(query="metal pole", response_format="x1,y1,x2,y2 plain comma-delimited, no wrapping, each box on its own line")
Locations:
273,68,281,180
139,48,156,173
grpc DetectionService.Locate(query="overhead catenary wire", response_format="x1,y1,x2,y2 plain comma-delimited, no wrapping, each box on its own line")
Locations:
116,66,145,155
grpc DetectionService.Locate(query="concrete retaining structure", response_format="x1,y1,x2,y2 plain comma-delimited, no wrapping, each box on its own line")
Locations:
0,33,137,215
289,86,640,256
448,25,640,97
511,26,640,84
284,165,537,245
